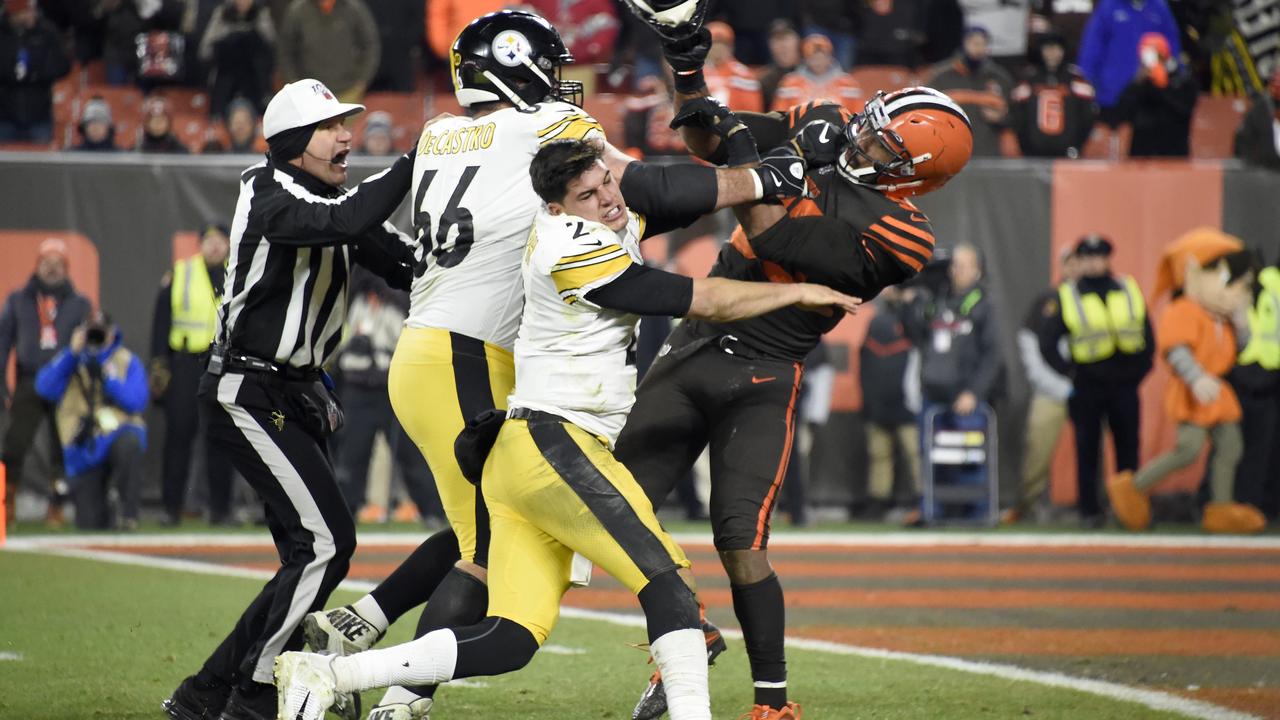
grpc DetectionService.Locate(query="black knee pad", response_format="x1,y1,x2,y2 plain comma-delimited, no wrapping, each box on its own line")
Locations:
453,616,539,677
415,566,489,637
637,568,699,644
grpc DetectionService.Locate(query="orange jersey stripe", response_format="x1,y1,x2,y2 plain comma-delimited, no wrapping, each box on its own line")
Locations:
866,224,929,272
753,363,803,550
881,215,935,246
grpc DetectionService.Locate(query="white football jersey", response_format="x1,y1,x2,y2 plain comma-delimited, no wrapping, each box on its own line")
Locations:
509,208,649,446
405,101,605,350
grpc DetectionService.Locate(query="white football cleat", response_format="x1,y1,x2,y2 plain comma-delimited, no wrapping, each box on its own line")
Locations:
303,606,383,656
274,652,337,720
366,697,433,720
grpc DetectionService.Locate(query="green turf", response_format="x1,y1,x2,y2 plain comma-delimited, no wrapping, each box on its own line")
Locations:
0,550,1201,719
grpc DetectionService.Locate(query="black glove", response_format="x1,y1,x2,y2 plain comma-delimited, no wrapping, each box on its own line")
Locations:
662,27,711,92
670,96,761,166
752,147,808,199
791,119,847,168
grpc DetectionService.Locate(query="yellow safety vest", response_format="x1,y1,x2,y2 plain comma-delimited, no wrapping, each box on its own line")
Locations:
1059,275,1147,364
1238,267,1280,370
169,256,220,353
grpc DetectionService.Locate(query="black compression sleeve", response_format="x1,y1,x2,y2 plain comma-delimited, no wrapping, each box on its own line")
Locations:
619,162,718,237
584,264,693,317
706,111,789,165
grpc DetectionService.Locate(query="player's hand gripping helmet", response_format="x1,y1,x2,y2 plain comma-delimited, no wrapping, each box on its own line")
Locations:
619,0,711,41
837,87,973,196
451,10,583,110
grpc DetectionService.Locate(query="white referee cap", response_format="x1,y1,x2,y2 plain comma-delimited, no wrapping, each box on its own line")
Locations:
263,79,365,140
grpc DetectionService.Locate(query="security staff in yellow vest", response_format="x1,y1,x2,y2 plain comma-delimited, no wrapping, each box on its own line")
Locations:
149,224,235,526
1038,234,1154,526
1226,265,1280,518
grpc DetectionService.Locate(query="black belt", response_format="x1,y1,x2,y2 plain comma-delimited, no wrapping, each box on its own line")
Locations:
508,407,568,424
214,351,321,382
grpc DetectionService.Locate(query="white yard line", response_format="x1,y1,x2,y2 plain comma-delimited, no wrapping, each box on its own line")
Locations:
6,540,1262,720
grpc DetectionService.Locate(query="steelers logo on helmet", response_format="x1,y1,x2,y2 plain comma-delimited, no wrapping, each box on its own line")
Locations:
492,30,531,68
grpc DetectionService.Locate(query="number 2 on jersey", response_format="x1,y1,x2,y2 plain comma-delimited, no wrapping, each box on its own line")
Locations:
413,165,478,275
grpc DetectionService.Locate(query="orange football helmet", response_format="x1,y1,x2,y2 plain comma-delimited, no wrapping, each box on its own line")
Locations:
838,86,973,196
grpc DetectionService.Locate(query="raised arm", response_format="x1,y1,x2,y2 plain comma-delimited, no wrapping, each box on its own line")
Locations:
256,153,413,246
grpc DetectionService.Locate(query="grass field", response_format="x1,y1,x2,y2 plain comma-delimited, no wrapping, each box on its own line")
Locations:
4,530,1275,720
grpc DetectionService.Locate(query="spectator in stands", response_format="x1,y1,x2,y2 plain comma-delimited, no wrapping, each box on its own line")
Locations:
852,0,927,68
859,285,922,521
335,267,443,524
1234,67,1280,169
758,19,801,110
359,110,395,156
959,0,1032,70
366,0,419,91
799,0,856,68
1,239,91,525
203,96,261,153
902,244,1003,519
1115,32,1197,157
138,95,189,153
149,223,235,526
703,21,764,112
0,0,71,144
772,33,864,112
929,27,1014,157
522,0,618,65
1028,0,1093,60
199,0,276,118
621,74,686,158
1077,0,1181,124
426,0,505,63
711,0,800,65
1005,248,1081,525
1009,30,1098,157
72,96,121,151
34,310,147,530
1039,234,1153,527
98,0,194,86
277,0,379,102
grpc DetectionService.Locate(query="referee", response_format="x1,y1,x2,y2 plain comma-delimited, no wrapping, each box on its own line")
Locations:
164,79,417,720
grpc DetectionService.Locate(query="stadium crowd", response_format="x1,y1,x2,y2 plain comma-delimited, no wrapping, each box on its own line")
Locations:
0,0,1278,161
3,0,1280,534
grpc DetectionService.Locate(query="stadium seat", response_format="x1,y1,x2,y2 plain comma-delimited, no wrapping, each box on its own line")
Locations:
849,66,916,95
1080,123,1131,160
1000,128,1021,158
155,87,210,114
1190,95,1247,160
171,113,210,152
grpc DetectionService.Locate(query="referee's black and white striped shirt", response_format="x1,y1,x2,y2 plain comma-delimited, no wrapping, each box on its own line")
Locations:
218,154,417,370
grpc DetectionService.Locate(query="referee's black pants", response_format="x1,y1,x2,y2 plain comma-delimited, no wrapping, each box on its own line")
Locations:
196,370,355,687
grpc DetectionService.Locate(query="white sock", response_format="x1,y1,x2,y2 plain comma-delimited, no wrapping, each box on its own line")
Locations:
330,629,458,692
650,628,710,720
351,595,390,634
376,685,425,707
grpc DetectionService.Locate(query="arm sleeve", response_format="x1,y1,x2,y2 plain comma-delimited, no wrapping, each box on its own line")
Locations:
150,282,172,359
351,221,416,291
965,300,1004,399
618,161,718,237
1018,327,1072,400
255,153,413,246
198,11,226,62
34,349,77,402
103,355,149,413
1038,308,1072,377
1075,9,1105,87
583,263,694,316
1166,344,1206,385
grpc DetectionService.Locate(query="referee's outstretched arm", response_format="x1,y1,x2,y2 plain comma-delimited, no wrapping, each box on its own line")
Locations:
253,153,414,245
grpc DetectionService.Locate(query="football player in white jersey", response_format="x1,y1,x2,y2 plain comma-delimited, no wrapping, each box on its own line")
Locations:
276,138,858,720
297,10,811,719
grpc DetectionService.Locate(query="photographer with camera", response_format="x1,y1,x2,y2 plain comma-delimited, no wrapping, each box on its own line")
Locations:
33,311,148,530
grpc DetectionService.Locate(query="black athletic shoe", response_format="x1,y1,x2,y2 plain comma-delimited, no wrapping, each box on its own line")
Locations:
218,685,277,720
163,675,231,720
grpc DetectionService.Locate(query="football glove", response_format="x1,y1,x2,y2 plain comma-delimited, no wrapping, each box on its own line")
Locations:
662,27,711,92
753,146,808,199
670,96,761,166
791,119,847,168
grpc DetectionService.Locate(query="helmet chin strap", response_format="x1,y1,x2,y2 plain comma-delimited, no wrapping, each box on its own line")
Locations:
837,150,931,191
481,56,557,111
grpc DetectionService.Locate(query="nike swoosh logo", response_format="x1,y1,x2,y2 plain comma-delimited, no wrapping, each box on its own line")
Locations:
296,692,310,720
401,661,410,667
818,124,831,144
751,376,776,384
910,213,928,223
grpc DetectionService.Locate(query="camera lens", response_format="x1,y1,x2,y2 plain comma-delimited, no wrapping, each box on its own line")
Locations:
87,327,106,344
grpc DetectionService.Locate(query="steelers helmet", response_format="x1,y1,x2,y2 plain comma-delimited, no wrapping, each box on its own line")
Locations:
451,10,582,110
838,87,973,196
